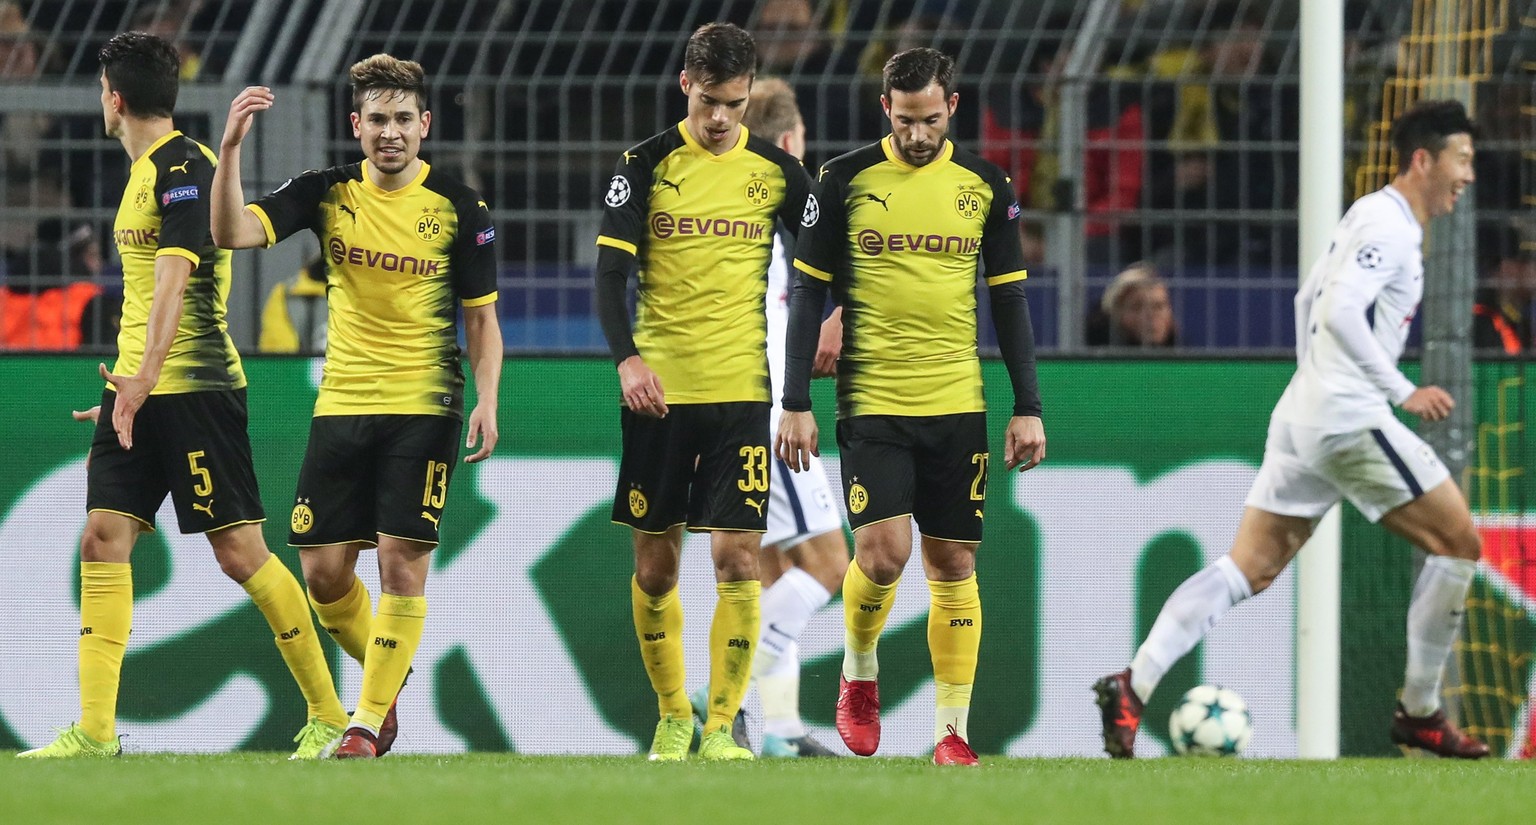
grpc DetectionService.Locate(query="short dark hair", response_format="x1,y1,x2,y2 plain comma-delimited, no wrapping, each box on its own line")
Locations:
1391,99,1477,173
883,47,954,98
98,31,180,118
350,53,427,113
684,22,756,87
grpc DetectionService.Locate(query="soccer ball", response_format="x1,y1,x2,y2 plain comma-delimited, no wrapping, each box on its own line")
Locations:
1168,685,1251,756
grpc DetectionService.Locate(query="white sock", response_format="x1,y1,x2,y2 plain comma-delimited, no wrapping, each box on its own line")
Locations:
1129,555,1252,703
843,641,879,681
755,567,832,676
759,641,805,738
1401,556,1476,717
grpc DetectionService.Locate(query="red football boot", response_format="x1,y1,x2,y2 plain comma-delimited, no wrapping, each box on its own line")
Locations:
1092,669,1143,759
332,727,379,759
1389,704,1490,759
836,676,881,756
374,696,399,756
933,725,980,766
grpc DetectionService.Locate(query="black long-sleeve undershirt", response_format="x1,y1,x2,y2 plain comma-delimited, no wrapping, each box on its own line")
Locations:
594,244,638,364
780,270,828,412
989,279,1042,417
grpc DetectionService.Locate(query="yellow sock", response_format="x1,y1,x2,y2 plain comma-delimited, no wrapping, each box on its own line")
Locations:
241,555,348,727
929,575,981,742
842,559,898,680
631,577,690,719
707,580,761,733
309,574,372,664
351,595,425,734
78,562,132,743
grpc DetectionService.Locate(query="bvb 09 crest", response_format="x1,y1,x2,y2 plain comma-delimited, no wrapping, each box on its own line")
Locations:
416,214,443,242
745,177,771,206
954,189,982,219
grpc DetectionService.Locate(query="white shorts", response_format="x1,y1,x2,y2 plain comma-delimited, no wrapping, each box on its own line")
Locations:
1245,415,1450,523
765,449,843,549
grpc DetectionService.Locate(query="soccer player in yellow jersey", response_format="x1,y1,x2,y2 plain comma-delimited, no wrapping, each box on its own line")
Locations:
594,23,813,761
777,48,1047,765
211,54,503,759
19,32,348,760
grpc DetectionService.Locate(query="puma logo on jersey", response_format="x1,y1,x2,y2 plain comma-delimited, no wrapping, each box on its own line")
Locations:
193,499,215,518
339,204,359,222
169,161,191,174
421,511,440,528
658,178,683,195
622,150,638,165
864,192,892,210
745,497,765,518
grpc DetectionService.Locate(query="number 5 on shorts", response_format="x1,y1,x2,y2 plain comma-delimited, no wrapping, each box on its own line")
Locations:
187,450,213,497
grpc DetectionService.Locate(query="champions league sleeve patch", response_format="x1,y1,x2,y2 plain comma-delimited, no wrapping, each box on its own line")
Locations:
1355,244,1384,270
162,186,200,206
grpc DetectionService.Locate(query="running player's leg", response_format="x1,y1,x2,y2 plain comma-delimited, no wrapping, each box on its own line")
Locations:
1099,419,1327,758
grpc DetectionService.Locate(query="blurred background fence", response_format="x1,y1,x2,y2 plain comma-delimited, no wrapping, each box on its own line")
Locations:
0,0,1531,355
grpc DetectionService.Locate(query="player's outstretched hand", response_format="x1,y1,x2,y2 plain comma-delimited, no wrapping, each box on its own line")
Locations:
813,308,843,378
72,406,100,424
775,410,819,472
618,355,668,418
464,402,498,463
222,86,274,150
1402,385,1454,422
1004,415,1046,471
98,362,151,450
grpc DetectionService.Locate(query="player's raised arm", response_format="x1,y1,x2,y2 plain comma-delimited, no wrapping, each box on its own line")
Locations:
211,86,276,249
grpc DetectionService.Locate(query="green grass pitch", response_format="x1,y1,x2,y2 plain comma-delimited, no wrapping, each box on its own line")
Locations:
3,753,1534,824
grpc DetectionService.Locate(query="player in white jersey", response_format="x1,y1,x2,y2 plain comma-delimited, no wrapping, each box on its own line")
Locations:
1095,100,1489,759
689,77,850,757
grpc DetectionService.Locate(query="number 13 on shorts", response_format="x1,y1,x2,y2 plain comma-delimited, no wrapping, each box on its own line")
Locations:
422,460,449,508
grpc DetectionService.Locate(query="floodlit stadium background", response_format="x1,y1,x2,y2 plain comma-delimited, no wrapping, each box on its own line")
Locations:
0,0,1531,757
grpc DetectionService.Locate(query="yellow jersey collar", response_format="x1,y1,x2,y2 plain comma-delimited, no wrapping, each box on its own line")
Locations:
676,121,749,161
360,159,430,197
881,135,953,172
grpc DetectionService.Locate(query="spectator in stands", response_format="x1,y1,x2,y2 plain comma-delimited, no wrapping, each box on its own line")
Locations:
0,222,118,351
753,0,866,150
1473,224,1536,355
1087,263,1177,347
259,255,328,354
980,21,1144,262
1140,1,1297,268
131,1,205,79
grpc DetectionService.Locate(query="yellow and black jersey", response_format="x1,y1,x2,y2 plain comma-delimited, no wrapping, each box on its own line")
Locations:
595,122,813,404
248,160,497,418
794,137,1027,418
112,130,242,393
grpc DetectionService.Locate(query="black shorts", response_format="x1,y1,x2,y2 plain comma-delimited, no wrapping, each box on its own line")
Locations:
835,413,989,543
289,414,463,548
613,402,771,533
86,388,265,534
